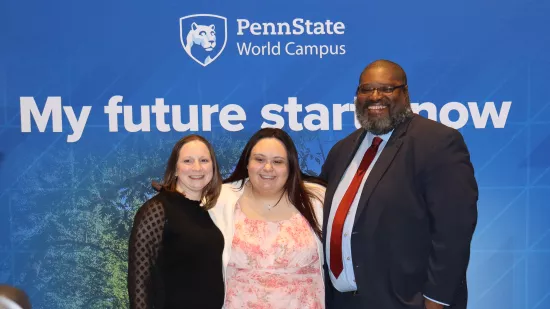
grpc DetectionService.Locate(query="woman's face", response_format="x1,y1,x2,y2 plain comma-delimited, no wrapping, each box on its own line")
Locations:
247,138,289,195
175,140,214,200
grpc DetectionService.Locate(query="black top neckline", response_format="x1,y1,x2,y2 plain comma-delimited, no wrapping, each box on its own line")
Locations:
159,189,203,209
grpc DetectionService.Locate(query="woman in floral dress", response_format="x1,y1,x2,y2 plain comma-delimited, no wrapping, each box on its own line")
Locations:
216,128,326,309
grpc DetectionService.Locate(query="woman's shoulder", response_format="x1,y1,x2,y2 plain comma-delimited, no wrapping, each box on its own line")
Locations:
304,181,326,190
223,180,246,189
130,194,169,230
220,182,242,197
304,181,326,200
214,182,244,209
135,193,166,216
134,189,189,215
207,182,244,227
219,180,247,199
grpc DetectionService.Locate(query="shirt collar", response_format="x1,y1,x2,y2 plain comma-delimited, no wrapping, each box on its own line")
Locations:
366,129,394,144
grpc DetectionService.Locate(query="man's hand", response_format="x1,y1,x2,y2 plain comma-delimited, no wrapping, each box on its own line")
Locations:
425,298,444,309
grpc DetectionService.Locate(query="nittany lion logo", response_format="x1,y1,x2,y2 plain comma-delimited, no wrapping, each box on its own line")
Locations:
180,14,227,67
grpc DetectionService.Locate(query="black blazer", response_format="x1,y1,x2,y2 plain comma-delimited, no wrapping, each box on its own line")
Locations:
320,115,478,309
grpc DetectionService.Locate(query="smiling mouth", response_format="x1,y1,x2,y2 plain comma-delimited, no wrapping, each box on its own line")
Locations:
259,175,276,180
189,175,205,180
367,105,387,110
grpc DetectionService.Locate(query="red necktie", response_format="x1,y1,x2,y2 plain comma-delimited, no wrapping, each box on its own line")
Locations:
330,136,383,278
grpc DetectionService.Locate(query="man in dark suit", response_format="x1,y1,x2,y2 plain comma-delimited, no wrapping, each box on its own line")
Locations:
320,60,478,309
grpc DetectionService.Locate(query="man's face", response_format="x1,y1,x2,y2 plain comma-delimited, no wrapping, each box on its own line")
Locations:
355,65,412,135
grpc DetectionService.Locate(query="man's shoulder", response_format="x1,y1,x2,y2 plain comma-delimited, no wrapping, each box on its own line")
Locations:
408,114,460,140
404,115,471,162
330,128,364,149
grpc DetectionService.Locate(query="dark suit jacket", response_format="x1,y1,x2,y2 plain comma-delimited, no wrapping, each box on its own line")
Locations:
320,115,478,309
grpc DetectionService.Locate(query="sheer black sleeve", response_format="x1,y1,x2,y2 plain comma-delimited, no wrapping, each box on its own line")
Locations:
128,199,165,309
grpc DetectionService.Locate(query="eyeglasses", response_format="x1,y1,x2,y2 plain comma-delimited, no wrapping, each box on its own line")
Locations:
357,84,407,95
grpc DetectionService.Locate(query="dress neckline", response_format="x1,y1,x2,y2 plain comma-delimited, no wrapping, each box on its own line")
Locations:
236,202,299,223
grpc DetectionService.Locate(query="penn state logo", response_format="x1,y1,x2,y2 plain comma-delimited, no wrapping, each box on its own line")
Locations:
179,14,227,67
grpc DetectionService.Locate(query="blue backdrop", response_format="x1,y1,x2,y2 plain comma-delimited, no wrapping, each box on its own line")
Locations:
2,0,550,308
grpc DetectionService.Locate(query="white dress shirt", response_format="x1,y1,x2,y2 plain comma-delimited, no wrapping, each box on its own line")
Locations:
326,130,393,291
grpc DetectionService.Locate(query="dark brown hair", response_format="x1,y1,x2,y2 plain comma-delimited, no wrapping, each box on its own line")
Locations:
224,128,325,238
156,135,222,210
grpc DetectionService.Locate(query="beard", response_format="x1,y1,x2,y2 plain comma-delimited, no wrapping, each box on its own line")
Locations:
355,97,413,135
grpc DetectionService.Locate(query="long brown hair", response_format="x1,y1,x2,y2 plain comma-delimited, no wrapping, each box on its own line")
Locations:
224,128,324,238
156,135,222,210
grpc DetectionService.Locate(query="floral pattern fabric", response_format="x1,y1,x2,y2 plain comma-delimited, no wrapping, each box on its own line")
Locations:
224,203,324,309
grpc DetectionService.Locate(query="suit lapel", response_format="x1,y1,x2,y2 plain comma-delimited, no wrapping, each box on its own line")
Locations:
353,115,415,227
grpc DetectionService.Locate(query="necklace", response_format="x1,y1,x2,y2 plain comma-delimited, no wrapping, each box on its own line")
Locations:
249,184,286,211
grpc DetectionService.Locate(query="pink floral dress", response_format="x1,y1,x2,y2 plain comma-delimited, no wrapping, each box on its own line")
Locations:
224,203,324,309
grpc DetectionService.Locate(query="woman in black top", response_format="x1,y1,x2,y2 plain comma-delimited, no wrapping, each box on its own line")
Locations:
128,135,224,309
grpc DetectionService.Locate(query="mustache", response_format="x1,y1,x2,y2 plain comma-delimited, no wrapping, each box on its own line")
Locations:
364,97,391,107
